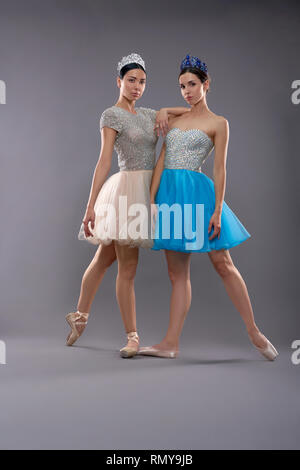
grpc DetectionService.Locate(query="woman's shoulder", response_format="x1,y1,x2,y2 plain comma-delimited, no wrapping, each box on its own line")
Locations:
100,106,123,132
209,111,229,127
204,112,229,140
207,113,229,144
215,116,229,137
138,107,157,119
100,105,120,119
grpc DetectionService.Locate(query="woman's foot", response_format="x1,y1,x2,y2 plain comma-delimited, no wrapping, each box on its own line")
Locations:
120,331,139,358
247,328,269,348
247,327,279,361
138,340,179,358
65,311,89,346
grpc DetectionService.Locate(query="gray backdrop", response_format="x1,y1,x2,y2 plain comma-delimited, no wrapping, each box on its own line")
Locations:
0,0,299,450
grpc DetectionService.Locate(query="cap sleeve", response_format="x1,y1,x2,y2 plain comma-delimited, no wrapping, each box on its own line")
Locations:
100,107,123,133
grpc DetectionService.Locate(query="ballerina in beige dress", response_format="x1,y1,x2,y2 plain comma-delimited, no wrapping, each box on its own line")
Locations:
65,53,189,357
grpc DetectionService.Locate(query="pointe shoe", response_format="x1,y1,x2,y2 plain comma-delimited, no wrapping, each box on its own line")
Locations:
65,311,89,346
138,346,178,358
248,332,279,361
120,331,139,358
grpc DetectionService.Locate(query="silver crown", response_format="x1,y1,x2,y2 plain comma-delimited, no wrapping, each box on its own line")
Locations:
117,53,146,75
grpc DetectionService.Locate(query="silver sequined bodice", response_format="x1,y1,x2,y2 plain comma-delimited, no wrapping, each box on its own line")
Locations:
164,127,214,171
100,105,158,171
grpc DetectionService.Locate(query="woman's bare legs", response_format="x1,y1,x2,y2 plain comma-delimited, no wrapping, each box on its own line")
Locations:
208,248,269,348
66,242,117,345
76,242,117,313
114,243,140,352
151,250,192,351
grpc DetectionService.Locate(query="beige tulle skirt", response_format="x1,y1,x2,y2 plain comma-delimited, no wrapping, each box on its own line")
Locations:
78,169,154,249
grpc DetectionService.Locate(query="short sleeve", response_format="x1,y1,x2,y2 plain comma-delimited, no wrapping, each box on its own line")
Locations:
100,107,123,133
140,107,157,124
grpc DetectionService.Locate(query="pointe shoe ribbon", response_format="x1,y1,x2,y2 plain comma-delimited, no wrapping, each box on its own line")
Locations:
248,333,279,361
120,331,139,358
66,311,89,346
138,346,178,358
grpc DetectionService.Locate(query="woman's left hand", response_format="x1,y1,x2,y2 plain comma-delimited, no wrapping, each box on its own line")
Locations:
154,108,169,137
208,211,222,240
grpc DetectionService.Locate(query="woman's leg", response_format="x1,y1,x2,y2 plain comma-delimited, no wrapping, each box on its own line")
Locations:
66,242,117,346
76,242,117,313
208,248,268,348
152,250,192,351
114,243,139,351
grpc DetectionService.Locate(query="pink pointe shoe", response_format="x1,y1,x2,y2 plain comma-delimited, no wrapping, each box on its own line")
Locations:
120,332,140,358
138,346,178,358
65,311,89,346
248,332,279,361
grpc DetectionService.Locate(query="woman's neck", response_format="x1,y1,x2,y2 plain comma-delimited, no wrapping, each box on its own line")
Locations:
189,99,210,116
115,97,136,113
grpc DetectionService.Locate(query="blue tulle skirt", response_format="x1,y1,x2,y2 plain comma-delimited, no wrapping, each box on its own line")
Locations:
152,169,251,253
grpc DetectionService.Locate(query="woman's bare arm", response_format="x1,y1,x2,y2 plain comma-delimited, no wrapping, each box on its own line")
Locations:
212,118,229,214
208,118,229,240
150,142,166,203
86,127,116,209
82,126,117,237
161,107,190,116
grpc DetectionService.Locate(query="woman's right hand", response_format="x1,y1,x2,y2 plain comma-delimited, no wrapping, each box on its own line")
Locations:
82,206,95,238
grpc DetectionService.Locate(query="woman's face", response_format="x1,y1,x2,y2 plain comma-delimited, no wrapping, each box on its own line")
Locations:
118,68,146,101
179,72,208,106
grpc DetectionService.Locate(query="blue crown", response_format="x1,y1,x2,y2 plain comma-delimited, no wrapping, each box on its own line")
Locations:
180,54,208,73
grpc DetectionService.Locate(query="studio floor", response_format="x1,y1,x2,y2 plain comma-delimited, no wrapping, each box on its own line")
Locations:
0,334,299,450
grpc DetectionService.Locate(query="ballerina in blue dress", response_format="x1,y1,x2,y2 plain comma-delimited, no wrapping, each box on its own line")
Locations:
138,54,279,361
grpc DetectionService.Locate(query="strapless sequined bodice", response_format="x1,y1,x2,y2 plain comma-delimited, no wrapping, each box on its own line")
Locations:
164,127,214,172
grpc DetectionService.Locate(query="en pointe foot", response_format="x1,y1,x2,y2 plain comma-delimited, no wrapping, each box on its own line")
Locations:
247,328,279,361
65,311,89,346
138,341,179,358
